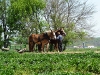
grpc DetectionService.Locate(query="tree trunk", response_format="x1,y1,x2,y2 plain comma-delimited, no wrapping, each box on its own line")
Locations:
3,16,8,48
2,0,8,48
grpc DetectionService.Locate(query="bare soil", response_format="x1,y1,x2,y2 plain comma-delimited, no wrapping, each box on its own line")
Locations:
35,51,100,54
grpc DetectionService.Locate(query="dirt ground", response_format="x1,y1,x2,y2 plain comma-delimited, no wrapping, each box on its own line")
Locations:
34,51,100,54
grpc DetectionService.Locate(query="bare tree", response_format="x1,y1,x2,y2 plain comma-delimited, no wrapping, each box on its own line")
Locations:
44,0,68,29
44,0,95,35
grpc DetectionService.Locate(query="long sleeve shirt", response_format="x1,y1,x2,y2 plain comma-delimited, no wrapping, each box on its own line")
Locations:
56,35,63,41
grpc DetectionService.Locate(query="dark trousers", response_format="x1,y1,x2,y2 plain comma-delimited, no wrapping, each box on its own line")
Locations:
58,40,62,52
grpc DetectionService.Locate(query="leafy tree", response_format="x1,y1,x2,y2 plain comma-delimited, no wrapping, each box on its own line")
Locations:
7,0,45,34
0,0,46,48
7,0,45,46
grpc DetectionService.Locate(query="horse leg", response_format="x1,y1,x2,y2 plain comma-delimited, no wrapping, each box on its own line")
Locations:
32,42,35,52
54,43,59,52
29,36,35,52
46,43,49,52
29,41,33,52
41,43,45,52
29,41,35,52
38,44,42,52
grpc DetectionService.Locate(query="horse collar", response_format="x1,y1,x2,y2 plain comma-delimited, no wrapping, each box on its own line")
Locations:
45,33,50,40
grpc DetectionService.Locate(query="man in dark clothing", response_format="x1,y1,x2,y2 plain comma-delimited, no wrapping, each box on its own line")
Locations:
56,32,63,52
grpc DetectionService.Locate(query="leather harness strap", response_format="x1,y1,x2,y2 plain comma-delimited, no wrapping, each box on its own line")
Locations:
35,33,50,44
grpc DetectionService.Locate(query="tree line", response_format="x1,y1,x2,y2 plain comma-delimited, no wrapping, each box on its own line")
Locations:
0,0,95,48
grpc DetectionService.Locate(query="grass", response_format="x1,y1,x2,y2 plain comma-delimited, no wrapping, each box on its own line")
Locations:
1,49,100,75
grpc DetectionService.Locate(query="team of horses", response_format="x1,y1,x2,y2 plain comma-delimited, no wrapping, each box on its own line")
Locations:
28,28,66,52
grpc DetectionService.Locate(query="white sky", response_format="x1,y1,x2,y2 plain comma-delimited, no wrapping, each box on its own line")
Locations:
87,0,100,37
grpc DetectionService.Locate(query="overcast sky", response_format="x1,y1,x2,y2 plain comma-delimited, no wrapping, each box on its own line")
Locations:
87,0,100,37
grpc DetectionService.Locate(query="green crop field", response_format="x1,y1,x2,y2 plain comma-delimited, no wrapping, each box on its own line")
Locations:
0,48,100,75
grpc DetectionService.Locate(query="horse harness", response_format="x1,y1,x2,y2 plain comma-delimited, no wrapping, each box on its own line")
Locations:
36,33,50,44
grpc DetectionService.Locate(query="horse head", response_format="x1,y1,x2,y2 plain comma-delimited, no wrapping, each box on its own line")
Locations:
56,28,66,36
46,30,56,39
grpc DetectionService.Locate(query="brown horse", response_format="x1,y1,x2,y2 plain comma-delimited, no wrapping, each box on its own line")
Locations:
50,28,66,52
29,30,56,52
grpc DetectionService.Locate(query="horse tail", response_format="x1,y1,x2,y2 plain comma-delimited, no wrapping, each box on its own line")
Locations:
28,35,33,52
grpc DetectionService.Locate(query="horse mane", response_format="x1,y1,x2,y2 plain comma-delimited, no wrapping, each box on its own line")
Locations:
45,30,52,32
43,33,50,40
